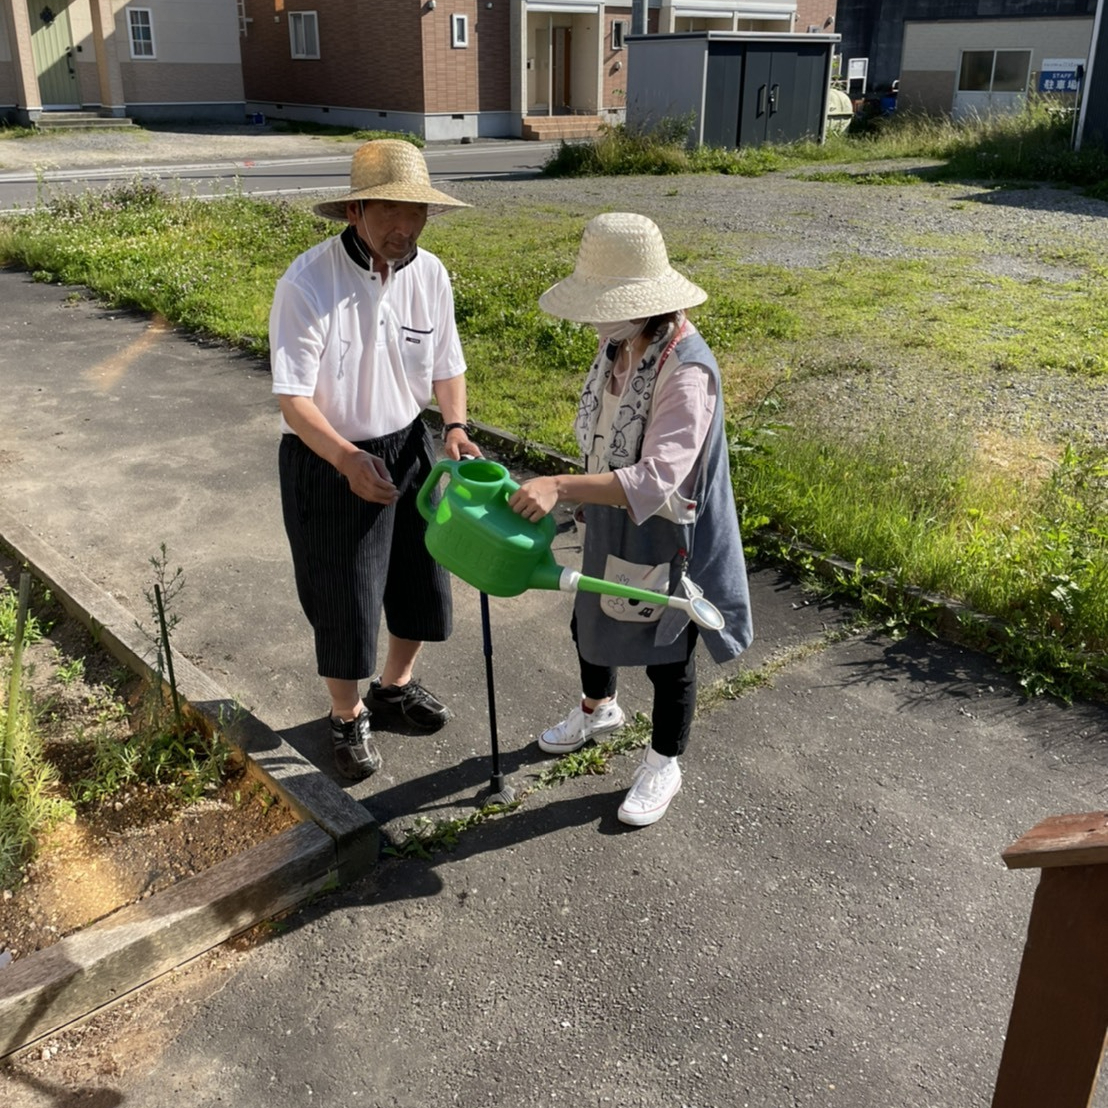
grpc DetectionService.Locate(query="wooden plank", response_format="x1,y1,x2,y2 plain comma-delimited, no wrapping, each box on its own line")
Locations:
0,821,335,1059
992,865,1108,1108
0,511,378,882
1002,812,1108,870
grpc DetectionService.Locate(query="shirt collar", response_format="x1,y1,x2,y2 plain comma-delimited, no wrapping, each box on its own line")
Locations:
340,225,417,273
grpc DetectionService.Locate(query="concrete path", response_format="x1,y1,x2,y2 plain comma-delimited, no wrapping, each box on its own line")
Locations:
1,268,1106,1108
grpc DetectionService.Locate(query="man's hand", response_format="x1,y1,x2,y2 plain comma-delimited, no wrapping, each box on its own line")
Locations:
340,450,398,504
443,427,482,461
508,476,559,521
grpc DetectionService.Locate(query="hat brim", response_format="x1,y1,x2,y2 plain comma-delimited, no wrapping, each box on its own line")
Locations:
538,272,708,323
314,184,470,222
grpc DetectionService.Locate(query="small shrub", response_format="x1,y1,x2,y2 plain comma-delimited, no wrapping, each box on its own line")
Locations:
0,583,43,648
542,118,695,177
0,678,75,888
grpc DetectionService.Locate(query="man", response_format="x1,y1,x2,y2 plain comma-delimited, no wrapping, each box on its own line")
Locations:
270,139,480,781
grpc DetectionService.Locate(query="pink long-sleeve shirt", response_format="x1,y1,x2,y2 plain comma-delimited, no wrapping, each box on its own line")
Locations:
607,354,718,525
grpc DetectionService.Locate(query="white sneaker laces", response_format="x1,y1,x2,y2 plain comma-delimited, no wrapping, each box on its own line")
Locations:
628,758,677,803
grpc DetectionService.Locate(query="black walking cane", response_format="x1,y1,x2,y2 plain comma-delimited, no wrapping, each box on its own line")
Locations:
456,452,516,807
477,589,516,805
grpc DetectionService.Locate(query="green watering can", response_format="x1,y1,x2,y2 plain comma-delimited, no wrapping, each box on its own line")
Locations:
416,458,725,630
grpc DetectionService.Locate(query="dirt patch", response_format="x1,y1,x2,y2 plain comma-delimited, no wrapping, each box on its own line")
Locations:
0,557,298,968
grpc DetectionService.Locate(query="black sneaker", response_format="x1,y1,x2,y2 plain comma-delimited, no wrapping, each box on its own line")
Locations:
329,708,382,780
368,678,451,733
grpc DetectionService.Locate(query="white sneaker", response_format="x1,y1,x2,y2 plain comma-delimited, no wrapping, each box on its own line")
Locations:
538,699,625,754
617,748,682,827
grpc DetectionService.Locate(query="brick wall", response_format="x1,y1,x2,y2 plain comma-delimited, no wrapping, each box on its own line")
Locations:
794,0,837,36
422,1,477,112
602,6,633,109
120,61,245,102
475,2,510,111
241,0,425,110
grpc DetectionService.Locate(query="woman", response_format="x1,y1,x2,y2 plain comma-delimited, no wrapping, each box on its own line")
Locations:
508,212,754,827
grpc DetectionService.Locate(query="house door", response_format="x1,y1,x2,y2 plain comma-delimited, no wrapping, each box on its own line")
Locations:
953,49,1031,122
553,27,572,112
27,0,79,108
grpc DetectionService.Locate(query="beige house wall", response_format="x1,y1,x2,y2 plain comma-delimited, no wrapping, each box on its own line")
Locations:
659,1,796,34
570,12,599,110
900,17,1093,115
2,0,243,116
109,0,242,64
0,0,41,112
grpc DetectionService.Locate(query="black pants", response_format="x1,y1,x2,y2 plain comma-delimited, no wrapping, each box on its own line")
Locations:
572,615,698,758
279,419,451,681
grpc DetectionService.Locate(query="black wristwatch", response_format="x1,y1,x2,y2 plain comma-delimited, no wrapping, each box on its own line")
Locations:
441,421,472,440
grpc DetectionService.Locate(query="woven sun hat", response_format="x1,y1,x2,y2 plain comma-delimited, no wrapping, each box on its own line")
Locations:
538,212,707,323
313,139,469,221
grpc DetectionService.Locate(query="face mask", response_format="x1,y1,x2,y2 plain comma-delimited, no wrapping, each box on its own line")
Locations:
592,318,648,344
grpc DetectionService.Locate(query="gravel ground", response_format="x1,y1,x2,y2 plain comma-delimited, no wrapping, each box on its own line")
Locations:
0,122,349,170
3,123,1106,453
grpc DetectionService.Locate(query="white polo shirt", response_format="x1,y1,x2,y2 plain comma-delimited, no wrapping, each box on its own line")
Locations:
270,230,466,442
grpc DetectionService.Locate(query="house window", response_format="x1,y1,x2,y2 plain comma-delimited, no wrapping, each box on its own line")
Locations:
289,12,320,59
451,14,468,48
127,8,155,59
958,49,1030,93
612,20,627,50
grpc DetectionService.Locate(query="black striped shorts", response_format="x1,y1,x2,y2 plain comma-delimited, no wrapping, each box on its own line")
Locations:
278,418,452,681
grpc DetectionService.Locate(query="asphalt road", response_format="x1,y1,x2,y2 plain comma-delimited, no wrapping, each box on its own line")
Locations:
0,139,559,211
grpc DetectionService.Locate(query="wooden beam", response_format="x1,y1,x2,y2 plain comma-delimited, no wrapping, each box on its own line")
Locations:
1002,812,1108,870
992,864,1108,1108
0,822,335,1059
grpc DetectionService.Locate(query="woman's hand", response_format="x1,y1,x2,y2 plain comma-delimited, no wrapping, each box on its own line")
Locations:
508,477,560,521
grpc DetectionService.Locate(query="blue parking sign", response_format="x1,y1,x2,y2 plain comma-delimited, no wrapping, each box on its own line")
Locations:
1038,58,1085,93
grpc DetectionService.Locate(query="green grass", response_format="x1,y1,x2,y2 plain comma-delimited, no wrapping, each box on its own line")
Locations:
543,102,1108,196
266,121,424,146
797,169,927,185
0,582,44,648
733,412,1108,699
0,694,75,889
1,107,1107,698
2,182,325,356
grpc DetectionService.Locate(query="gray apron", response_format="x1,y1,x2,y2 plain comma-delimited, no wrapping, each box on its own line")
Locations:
574,326,754,668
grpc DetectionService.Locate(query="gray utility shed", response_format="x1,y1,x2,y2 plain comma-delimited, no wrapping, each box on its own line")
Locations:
626,32,841,149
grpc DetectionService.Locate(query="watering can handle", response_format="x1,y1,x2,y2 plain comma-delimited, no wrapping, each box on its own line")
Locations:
416,458,459,523
416,458,523,523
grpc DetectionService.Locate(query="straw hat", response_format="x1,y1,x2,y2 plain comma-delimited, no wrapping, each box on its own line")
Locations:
314,139,469,221
538,212,707,323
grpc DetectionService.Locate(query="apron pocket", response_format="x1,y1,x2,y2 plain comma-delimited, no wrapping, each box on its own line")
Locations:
599,554,669,624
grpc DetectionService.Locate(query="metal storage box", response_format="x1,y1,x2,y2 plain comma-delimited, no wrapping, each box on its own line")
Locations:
626,31,841,149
